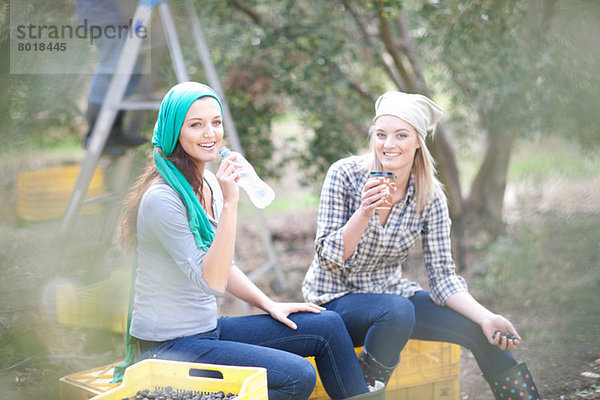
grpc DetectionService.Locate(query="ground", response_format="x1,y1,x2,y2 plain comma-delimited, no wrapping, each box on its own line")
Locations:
0,149,599,400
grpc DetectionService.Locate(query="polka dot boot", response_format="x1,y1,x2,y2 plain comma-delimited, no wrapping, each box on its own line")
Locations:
489,362,541,400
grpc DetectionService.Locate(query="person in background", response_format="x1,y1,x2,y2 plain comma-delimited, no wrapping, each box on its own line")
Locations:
75,0,147,155
302,91,541,400
120,82,383,400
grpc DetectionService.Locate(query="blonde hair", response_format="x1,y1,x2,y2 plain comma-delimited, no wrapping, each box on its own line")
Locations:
366,125,443,213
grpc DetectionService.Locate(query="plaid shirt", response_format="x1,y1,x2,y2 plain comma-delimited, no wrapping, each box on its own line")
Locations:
302,155,468,306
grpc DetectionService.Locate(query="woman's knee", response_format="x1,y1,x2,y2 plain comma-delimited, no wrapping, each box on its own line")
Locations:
298,309,348,338
296,358,318,398
319,309,348,329
380,295,416,330
269,357,316,400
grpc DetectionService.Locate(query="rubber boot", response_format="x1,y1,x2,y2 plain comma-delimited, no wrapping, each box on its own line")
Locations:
357,349,396,388
489,362,541,400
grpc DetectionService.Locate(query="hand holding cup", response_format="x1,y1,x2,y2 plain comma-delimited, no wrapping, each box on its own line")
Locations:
367,172,397,210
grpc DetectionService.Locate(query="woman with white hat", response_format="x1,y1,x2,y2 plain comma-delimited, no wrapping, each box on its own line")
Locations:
302,91,541,399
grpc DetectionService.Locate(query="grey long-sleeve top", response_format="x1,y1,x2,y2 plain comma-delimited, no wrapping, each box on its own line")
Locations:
130,171,227,342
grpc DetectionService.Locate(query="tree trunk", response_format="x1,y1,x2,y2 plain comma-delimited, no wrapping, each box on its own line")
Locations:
427,125,466,270
465,120,515,242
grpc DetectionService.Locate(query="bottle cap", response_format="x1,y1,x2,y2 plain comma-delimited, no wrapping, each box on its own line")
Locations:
219,147,231,158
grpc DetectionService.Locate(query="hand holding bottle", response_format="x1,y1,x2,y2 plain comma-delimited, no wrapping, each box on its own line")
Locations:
219,147,275,209
216,153,242,205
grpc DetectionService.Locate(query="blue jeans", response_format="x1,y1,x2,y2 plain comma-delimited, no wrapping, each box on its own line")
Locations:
135,311,368,400
324,291,517,380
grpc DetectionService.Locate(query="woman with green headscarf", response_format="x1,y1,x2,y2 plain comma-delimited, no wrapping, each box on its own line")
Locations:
120,82,377,400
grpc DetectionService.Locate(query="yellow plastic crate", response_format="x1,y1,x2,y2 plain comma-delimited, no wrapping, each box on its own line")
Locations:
16,164,106,221
60,360,268,400
307,340,460,400
56,268,130,334
59,361,123,400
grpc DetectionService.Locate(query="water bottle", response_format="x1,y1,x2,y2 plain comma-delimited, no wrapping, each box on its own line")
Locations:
219,147,275,209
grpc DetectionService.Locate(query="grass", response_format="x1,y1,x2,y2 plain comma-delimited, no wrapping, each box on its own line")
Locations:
472,213,600,306
455,135,600,195
1,125,82,158
237,190,320,214
453,136,600,398
509,147,600,181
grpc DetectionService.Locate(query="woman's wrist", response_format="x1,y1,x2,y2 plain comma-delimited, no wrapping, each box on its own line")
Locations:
258,296,276,313
221,199,239,210
357,206,374,220
475,312,498,326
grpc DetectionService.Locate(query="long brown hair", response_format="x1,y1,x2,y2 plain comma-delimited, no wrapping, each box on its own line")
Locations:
120,143,206,252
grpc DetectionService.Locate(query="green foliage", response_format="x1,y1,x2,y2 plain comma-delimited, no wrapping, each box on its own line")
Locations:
419,0,600,151
0,57,86,154
193,0,600,189
535,1,600,153
420,1,537,135
0,0,90,154
192,0,391,183
364,0,404,19
472,210,600,324
3,0,599,192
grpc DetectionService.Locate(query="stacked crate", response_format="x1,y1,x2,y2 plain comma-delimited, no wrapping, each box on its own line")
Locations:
17,164,106,221
307,340,460,400
56,268,130,334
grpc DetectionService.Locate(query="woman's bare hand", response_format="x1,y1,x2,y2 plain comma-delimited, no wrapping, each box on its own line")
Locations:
216,155,242,204
481,314,521,351
360,179,388,218
266,301,326,330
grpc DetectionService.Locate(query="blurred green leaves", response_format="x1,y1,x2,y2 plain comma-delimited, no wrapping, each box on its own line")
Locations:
0,0,90,154
2,0,599,187
421,0,600,149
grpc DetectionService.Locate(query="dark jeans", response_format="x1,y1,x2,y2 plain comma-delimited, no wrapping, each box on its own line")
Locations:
324,291,517,380
135,311,368,400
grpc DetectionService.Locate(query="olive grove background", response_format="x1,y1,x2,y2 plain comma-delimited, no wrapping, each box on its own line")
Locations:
1,1,599,399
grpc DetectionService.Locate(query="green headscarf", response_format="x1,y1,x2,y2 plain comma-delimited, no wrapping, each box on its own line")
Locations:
152,81,223,251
